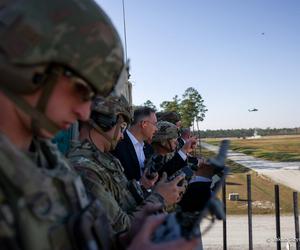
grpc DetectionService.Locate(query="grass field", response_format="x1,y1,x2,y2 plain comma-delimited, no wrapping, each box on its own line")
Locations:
223,171,300,214
197,146,300,214
203,135,300,162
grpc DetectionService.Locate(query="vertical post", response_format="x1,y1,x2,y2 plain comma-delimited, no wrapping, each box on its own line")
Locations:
196,120,202,154
222,181,227,250
247,174,253,250
192,121,196,155
275,185,281,250
122,0,128,61
293,192,300,250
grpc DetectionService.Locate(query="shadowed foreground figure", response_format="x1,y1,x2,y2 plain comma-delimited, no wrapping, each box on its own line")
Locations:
0,0,125,249
0,0,198,250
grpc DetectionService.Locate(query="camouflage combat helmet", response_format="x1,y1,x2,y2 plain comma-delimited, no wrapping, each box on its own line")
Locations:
89,94,132,150
0,0,126,134
152,121,178,143
156,111,181,125
90,94,132,130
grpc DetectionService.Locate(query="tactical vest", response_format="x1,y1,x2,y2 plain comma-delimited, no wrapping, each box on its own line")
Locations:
68,140,165,233
67,140,138,231
0,134,113,250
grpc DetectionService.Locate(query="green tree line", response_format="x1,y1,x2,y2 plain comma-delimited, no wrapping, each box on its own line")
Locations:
142,87,208,128
197,127,300,138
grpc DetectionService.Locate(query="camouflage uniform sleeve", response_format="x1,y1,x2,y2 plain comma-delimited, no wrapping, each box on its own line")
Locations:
0,189,18,249
75,165,132,234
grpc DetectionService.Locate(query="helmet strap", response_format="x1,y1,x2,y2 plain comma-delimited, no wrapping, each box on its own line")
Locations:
89,120,114,151
167,139,173,151
31,70,59,134
0,85,60,135
110,117,123,150
89,116,123,151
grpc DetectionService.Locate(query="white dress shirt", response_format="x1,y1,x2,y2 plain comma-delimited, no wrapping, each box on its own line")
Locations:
126,130,145,175
178,149,187,161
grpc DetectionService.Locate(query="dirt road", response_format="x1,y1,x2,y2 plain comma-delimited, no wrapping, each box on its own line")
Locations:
201,142,300,192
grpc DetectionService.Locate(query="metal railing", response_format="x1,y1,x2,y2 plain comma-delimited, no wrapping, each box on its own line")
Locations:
221,174,300,250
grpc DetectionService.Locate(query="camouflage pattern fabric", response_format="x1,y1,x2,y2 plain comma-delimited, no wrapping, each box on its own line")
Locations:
91,95,133,123
67,139,165,233
0,0,124,96
152,121,178,143
0,133,114,250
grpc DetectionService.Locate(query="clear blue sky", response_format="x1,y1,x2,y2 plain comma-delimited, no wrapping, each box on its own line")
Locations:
98,0,300,130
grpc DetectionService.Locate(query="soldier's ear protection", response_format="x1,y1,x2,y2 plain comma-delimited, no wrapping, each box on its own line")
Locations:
90,111,118,132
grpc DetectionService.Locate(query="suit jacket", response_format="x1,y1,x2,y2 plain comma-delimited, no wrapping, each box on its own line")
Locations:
113,132,187,180
112,131,143,181
178,181,212,212
177,137,185,149
158,152,187,177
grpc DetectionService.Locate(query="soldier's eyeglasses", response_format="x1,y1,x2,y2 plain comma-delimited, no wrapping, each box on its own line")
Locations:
120,122,128,133
63,70,95,101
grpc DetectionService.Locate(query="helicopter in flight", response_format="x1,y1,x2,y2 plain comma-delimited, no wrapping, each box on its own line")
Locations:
248,108,258,112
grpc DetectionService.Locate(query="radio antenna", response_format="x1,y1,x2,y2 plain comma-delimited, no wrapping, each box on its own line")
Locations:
122,0,128,61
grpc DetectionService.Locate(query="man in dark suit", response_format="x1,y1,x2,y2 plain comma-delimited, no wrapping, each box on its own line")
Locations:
113,106,158,181
114,107,197,181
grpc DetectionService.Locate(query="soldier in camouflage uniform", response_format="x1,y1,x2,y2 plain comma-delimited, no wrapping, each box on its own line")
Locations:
0,0,127,249
67,96,188,233
0,0,199,249
148,121,196,177
155,112,196,157
152,121,180,153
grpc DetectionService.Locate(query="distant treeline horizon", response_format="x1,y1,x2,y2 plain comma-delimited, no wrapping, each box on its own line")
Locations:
195,127,300,138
